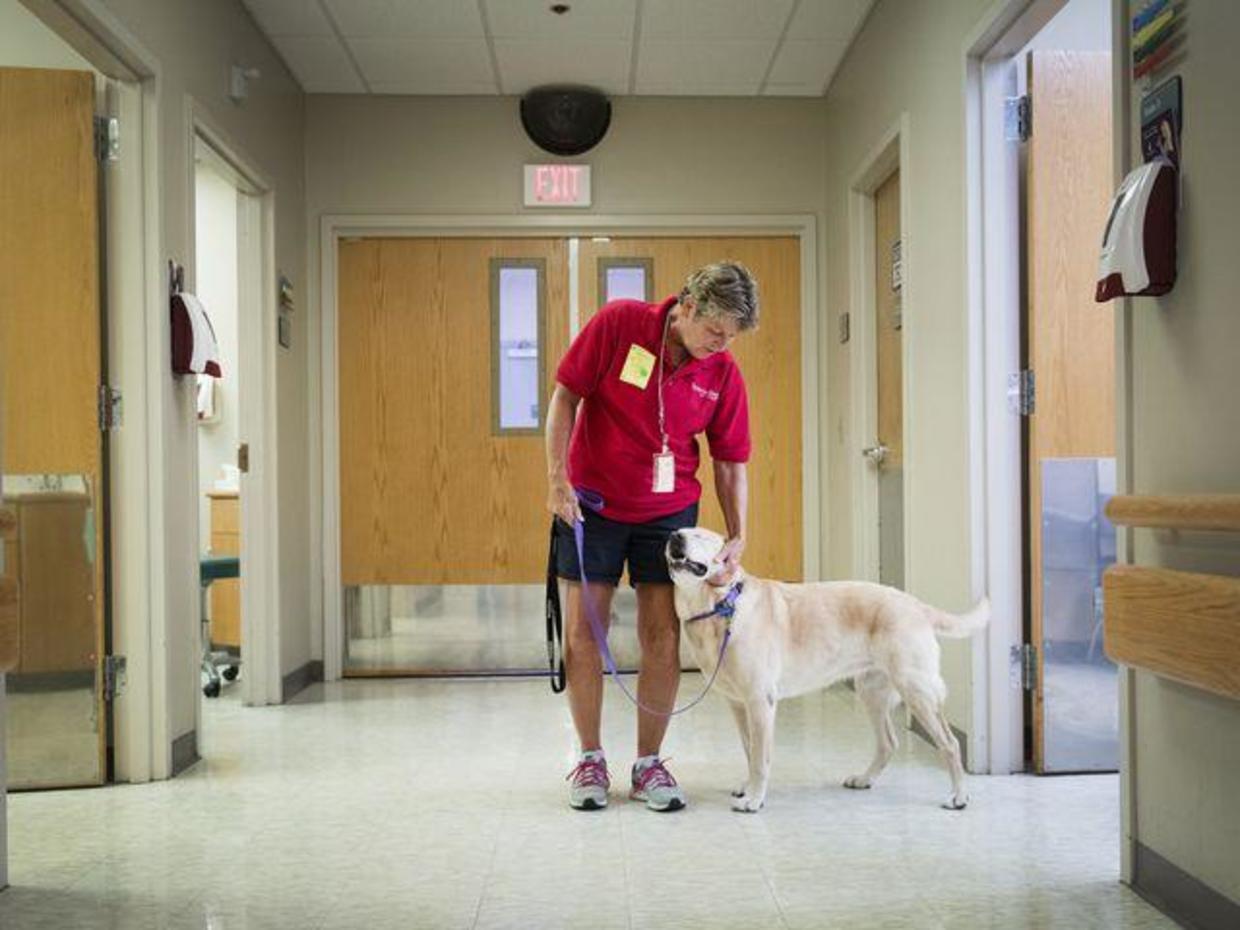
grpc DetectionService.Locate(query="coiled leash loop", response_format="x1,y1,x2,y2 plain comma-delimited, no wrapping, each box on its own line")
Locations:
545,489,737,716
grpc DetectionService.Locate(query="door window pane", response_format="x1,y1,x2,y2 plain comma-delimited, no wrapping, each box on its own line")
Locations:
492,261,545,432
599,258,653,303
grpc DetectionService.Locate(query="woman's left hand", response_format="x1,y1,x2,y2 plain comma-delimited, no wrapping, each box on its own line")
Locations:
712,537,746,586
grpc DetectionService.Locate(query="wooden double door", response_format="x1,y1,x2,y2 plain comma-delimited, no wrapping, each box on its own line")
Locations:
337,235,803,598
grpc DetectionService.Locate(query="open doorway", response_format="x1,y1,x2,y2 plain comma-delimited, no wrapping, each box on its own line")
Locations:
193,140,245,705
971,0,1117,775
189,123,281,732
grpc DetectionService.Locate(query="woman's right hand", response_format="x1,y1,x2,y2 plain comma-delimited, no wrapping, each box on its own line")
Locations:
547,477,583,525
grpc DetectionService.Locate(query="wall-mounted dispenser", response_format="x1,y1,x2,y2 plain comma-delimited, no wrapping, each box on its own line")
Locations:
1095,157,1177,301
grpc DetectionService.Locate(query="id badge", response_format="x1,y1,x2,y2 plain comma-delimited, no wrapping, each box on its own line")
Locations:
653,451,675,493
619,344,656,389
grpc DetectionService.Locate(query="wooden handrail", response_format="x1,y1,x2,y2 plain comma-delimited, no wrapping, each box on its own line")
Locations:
1106,494,1240,532
1104,565,1240,701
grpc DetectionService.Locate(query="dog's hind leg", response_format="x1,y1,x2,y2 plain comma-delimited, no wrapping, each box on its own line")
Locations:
844,670,899,791
728,700,752,798
733,694,776,813
899,676,969,810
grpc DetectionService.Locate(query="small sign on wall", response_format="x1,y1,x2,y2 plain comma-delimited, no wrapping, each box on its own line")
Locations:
524,164,591,207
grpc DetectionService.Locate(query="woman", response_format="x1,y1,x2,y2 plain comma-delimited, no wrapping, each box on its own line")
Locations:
545,261,759,811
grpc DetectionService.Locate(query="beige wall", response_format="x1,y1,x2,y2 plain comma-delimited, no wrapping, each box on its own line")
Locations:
1,0,92,68
88,0,309,744
820,0,994,732
1122,0,1240,906
304,94,830,660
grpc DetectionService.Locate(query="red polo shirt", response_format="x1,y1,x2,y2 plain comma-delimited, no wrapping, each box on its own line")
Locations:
556,297,751,523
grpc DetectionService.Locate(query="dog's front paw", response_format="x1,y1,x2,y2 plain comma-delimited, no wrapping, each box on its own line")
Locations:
843,774,873,790
942,792,969,811
731,793,765,813
731,784,746,798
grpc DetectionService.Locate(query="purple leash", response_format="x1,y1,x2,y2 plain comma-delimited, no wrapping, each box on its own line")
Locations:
571,489,738,717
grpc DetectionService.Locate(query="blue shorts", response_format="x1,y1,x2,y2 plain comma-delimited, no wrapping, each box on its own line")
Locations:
554,503,699,587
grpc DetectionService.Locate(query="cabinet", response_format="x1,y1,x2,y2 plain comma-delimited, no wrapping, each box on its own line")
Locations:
208,491,241,648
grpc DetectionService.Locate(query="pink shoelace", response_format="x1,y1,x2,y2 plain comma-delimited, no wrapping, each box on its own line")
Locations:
634,758,677,791
567,757,609,788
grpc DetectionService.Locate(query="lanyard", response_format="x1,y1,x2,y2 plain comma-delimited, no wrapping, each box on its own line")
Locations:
656,308,674,453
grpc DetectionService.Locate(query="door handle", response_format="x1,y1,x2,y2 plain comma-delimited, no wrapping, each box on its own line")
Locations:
237,443,250,474
862,444,888,466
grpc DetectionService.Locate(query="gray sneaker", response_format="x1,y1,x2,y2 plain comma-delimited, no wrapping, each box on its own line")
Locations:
630,757,686,812
567,752,610,810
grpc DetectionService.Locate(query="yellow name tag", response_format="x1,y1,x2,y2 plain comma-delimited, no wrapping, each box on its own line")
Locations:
619,343,656,389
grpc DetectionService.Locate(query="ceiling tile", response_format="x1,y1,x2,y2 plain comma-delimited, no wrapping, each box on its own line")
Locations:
242,0,333,37
766,39,847,88
272,35,366,91
641,0,796,41
636,38,772,94
638,84,761,97
784,0,874,40
485,0,637,39
349,37,496,89
368,80,500,96
762,83,826,97
493,38,630,95
324,0,484,38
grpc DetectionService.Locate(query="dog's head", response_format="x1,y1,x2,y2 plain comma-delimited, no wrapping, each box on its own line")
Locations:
665,527,733,590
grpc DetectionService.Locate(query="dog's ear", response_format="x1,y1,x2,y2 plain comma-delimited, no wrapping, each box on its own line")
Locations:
704,559,731,586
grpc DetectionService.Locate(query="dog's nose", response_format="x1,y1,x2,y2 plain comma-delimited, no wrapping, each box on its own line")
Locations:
668,531,686,559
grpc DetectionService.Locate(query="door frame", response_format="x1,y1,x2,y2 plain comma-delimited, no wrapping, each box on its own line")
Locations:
962,0,1131,793
317,213,821,682
848,114,912,588
185,101,283,710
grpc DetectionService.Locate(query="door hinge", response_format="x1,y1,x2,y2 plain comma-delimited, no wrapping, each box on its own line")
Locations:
94,115,119,164
98,385,123,430
104,655,128,700
1005,94,1032,142
1011,643,1039,691
1007,369,1036,416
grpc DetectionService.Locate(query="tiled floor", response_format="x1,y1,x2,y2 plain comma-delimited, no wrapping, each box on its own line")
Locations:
0,677,1176,929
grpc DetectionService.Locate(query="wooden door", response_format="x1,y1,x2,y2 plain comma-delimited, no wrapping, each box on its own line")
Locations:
1026,50,1116,773
338,238,569,585
578,237,802,581
0,67,106,788
873,173,904,589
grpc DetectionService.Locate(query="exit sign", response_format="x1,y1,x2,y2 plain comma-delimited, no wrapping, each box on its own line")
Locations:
524,164,591,207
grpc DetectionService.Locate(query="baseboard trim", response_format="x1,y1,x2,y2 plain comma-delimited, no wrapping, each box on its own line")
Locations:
1131,842,1240,930
909,716,970,771
282,660,324,703
171,730,198,777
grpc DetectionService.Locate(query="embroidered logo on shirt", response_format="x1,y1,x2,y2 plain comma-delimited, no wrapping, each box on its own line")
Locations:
691,382,720,402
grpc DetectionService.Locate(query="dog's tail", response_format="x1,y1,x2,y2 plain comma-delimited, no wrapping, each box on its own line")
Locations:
930,598,991,639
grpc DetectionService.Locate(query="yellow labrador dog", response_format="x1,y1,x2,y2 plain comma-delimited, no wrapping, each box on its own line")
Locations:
666,527,989,813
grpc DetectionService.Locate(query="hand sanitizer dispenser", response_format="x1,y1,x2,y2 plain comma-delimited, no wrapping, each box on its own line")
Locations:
1095,157,1177,301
